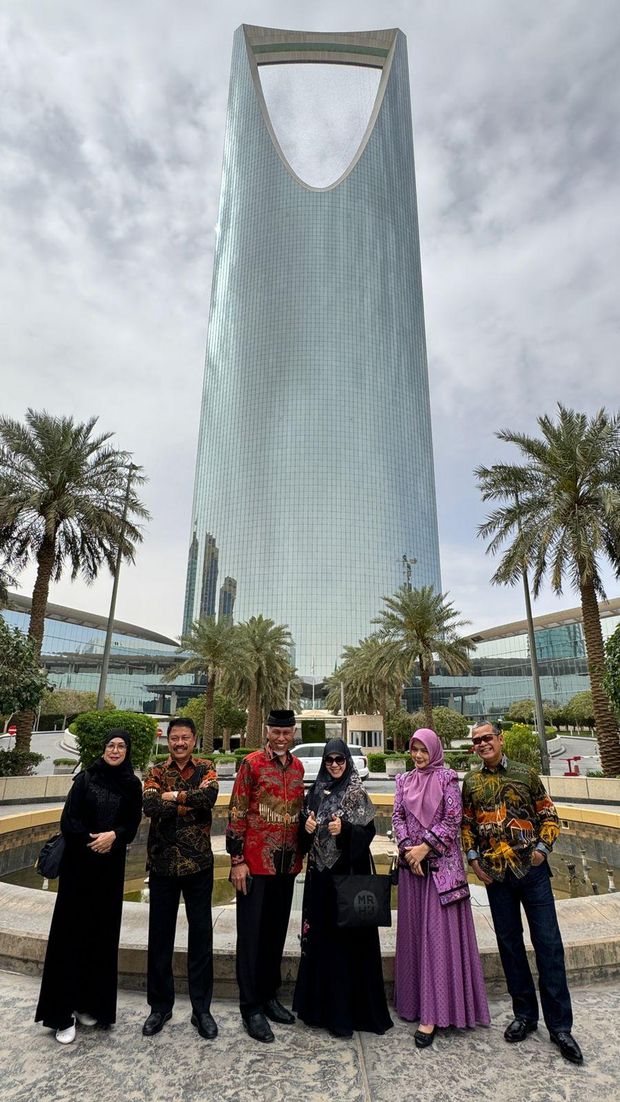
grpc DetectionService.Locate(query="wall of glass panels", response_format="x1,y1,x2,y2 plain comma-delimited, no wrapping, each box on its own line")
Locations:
430,615,620,719
185,27,442,677
1,609,189,713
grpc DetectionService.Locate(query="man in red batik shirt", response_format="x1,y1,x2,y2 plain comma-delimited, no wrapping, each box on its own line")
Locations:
227,708,304,1042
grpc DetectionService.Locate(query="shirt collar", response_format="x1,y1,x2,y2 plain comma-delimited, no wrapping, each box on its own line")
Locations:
481,753,508,774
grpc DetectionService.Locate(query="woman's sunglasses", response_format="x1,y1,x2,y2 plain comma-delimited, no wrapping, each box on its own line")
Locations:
325,754,346,765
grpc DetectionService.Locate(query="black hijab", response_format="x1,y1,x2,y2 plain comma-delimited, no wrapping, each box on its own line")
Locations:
306,738,354,813
87,728,138,795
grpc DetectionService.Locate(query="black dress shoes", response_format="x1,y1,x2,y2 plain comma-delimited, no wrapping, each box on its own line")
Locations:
243,1011,275,1043
142,1010,172,1036
191,1011,218,1040
550,1031,584,1064
504,1018,538,1043
414,1026,437,1049
263,998,296,1025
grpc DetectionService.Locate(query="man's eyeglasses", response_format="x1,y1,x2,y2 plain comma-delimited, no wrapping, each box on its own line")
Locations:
472,733,495,748
325,755,346,765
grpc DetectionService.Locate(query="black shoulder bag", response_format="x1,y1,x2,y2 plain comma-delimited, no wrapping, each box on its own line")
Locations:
332,852,396,929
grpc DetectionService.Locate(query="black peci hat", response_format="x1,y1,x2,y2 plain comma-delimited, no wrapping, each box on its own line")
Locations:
266,709,296,728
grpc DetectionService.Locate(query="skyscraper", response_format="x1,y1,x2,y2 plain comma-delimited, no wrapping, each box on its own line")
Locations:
181,529,199,635
218,576,237,622
199,533,219,619
184,25,441,676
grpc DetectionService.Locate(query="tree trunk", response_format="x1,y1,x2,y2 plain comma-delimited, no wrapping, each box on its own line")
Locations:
246,683,261,749
420,659,433,727
15,532,56,754
580,580,620,775
202,678,216,756
223,727,231,752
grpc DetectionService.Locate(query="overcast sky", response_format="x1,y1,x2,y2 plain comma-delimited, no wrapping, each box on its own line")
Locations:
2,0,619,644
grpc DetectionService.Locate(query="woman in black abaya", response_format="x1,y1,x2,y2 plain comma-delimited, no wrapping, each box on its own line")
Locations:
35,729,143,1043
293,739,393,1038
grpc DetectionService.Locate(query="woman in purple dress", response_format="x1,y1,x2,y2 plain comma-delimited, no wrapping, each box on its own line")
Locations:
392,728,490,1048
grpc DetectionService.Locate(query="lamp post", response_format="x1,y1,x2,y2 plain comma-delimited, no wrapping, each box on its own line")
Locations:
96,464,136,710
521,565,550,774
515,493,550,774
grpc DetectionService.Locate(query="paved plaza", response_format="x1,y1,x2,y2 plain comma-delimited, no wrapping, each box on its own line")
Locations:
1,969,618,1102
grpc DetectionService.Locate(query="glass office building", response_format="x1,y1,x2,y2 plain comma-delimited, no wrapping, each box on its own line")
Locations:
2,594,189,714
185,25,441,676
426,599,620,719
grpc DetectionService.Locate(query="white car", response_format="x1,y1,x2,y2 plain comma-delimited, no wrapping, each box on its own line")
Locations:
290,743,369,782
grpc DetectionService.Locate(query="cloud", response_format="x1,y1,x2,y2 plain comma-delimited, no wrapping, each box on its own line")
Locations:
1,0,619,643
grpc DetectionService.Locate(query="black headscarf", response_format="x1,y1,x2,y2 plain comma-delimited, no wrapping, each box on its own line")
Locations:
306,738,354,813
305,739,375,870
87,728,137,795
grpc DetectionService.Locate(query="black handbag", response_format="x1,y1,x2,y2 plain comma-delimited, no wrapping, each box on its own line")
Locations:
333,854,394,929
35,833,66,879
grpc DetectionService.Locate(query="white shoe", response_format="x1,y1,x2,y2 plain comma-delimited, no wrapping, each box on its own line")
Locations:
55,1022,76,1044
75,1012,97,1027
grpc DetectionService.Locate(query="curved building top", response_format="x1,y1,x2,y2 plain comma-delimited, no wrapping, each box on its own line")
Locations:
184,25,441,676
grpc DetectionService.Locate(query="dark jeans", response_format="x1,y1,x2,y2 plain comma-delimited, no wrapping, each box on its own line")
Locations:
236,874,295,1016
486,861,572,1033
147,867,214,1015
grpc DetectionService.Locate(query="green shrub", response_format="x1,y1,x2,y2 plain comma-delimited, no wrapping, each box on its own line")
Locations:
367,753,386,773
444,750,474,770
70,710,157,770
0,749,44,776
503,725,542,770
213,754,236,763
53,758,77,767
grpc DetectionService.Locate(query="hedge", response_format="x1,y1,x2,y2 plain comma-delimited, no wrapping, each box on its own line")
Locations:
367,750,473,774
70,710,158,771
0,749,44,776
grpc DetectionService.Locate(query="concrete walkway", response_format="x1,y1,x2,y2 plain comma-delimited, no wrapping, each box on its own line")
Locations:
1,969,617,1102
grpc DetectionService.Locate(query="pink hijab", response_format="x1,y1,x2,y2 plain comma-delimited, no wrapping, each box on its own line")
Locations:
402,728,445,828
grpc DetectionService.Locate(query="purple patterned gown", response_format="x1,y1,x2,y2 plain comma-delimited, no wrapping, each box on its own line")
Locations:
392,769,490,1028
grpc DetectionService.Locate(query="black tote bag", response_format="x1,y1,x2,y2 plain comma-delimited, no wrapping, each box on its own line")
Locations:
332,854,393,929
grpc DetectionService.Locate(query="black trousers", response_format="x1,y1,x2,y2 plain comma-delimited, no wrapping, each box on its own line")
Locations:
486,862,573,1033
236,874,295,1015
147,867,214,1015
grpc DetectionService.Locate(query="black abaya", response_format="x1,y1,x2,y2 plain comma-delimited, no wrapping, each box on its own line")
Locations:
35,765,143,1030
293,818,393,1036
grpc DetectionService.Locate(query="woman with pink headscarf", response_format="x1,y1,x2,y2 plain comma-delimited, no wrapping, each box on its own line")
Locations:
392,728,489,1047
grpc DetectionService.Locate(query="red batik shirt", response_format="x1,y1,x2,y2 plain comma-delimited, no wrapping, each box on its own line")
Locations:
226,748,304,875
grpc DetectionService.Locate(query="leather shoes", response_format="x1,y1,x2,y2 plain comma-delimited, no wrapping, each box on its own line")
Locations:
504,1018,537,1043
414,1026,437,1049
263,998,295,1025
191,1011,218,1040
550,1031,584,1064
142,1010,172,1036
243,1011,275,1043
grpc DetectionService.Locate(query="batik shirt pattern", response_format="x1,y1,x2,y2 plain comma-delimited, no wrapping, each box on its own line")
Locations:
461,755,560,881
226,749,304,876
143,756,218,876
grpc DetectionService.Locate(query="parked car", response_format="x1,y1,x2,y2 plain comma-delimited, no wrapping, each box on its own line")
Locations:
290,743,369,783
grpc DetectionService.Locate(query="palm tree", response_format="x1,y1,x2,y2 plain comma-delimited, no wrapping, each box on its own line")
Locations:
475,404,620,775
0,410,148,752
325,635,406,737
170,617,243,753
226,615,296,748
373,585,473,726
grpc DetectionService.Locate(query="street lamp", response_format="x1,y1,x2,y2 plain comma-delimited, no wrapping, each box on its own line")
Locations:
515,493,550,774
96,464,137,710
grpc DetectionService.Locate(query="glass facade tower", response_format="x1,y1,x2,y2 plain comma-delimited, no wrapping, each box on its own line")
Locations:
185,26,441,676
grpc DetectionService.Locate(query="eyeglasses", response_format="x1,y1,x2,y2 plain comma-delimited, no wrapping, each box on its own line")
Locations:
472,734,495,747
325,755,346,766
